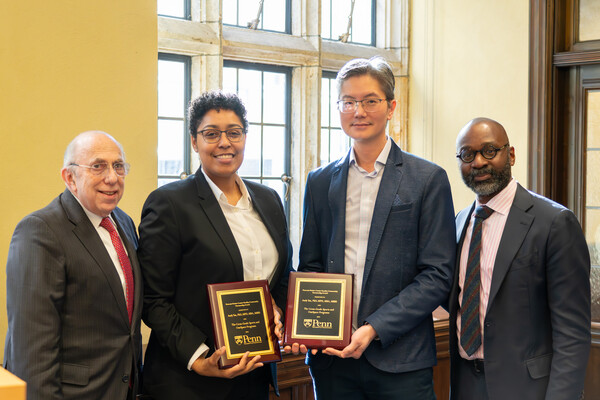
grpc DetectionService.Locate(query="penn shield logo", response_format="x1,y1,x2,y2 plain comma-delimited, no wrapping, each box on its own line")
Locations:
303,319,332,329
234,335,262,345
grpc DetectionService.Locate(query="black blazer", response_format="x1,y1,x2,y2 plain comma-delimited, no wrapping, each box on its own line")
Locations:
4,189,142,400
138,168,292,399
449,184,591,400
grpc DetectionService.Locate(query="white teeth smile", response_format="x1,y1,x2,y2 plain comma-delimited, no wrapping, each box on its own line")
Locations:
216,154,234,159
102,191,116,195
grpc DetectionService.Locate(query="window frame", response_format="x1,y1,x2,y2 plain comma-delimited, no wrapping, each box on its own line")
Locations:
223,60,292,215
322,0,376,46
320,70,350,165
157,53,192,185
222,0,292,34
156,0,409,249
157,0,191,20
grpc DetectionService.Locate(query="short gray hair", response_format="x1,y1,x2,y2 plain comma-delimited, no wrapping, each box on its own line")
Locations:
336,56,395,101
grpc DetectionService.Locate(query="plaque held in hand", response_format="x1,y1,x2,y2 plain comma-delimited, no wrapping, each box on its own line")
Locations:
207,280,281,368
283,272,353,349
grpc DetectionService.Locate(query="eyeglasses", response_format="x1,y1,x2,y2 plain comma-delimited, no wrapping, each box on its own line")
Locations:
456,143,509,163
198,128,245,144
70,162,130,177
336,98,388,113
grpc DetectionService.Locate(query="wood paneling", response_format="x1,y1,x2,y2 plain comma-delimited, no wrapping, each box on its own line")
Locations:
269,353,314,400
433,319,451,400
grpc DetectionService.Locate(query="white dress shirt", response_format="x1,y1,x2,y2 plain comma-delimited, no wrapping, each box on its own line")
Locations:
344,137,391,329
75,195,129,299
188,170,279,369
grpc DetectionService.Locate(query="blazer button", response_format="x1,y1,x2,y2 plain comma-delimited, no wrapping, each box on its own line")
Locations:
122,374,130,383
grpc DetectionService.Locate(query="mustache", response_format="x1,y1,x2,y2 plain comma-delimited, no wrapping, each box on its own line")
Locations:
469,167,494,178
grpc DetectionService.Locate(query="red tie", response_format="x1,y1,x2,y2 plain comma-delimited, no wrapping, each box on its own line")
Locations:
100,217,134,324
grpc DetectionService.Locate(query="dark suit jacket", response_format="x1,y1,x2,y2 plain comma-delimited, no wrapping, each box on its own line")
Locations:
4,189,143,400
449,184,591,400
299,140,456,373
138,168,292,400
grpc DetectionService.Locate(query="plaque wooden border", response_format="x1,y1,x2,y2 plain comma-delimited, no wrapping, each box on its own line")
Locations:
283,272,353,350
207,280,281,368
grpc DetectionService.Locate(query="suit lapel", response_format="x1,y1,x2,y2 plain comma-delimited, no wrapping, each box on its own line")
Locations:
486,184,534,313
451,204,475,314
61,190,131,327
362,142,403,291
327,155,349,273
194,169,244,281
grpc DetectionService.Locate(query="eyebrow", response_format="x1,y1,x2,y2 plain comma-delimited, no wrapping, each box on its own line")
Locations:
90,158,124,164
197,124,243,131
340,93,381,100
458,142,496,151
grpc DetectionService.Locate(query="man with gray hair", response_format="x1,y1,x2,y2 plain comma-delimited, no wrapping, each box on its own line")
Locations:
4,131,142,400
296,57,456,398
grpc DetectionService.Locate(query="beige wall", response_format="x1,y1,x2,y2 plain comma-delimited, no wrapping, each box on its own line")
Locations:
409,0,530,212
0,1,157,359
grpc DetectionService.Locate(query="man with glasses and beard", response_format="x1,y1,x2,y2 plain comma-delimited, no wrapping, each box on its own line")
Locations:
449,117,591,400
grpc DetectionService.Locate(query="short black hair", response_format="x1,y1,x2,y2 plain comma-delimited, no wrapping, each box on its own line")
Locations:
188,91,248,138
336,56,395,101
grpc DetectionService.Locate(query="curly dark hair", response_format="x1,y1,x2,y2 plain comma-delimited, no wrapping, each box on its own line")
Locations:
187,91,248,138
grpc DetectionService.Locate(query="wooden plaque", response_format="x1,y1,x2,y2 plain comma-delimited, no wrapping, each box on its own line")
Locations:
283,272,353,350
207,280,281,368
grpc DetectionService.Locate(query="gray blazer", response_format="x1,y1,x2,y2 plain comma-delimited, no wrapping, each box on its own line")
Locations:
4,189,143,400
449,184,591,400
299,140,456,373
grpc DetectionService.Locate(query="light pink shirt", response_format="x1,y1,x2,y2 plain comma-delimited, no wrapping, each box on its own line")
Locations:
457,178,517,360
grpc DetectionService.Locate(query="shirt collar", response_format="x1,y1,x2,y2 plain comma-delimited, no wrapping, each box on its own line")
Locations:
201,169,251,210
71,192,111,228
349,136,391,174
476,178,517,216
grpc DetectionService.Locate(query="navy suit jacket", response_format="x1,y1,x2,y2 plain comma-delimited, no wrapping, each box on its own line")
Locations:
4,189,142,400
138,168,292,399
299,140,456,373
449,184,591,400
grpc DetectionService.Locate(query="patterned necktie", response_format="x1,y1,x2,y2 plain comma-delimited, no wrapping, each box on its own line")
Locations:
460,205,494,356
100,217,134,324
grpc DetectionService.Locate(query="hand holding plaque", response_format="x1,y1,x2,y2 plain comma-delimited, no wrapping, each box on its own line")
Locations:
283,272,353,350
207,280,281,368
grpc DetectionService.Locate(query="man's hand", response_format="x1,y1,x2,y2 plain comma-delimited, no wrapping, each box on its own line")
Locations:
283,342,312,355
323,324,377,359
191,347,263,378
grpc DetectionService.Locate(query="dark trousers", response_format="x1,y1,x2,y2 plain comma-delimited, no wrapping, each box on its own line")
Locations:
225,368,270,400
309,355,435,400
454,357,488,400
